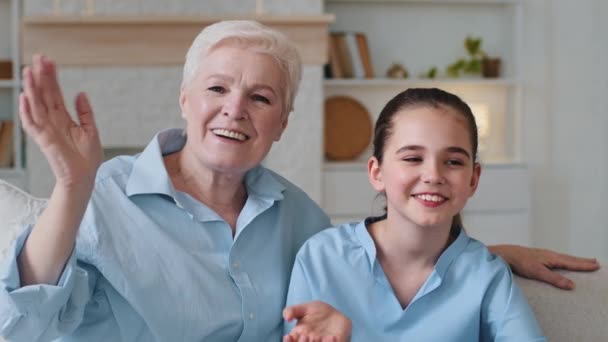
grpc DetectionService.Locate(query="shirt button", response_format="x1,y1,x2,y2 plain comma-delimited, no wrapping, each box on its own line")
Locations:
249,313,255,320
232,261,239,269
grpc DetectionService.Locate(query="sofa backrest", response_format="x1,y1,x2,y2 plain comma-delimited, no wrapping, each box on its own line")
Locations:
516,269,608,342
0,179,47,260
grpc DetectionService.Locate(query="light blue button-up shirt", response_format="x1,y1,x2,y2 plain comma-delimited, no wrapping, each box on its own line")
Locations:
286,218,546,342
0,129,330,342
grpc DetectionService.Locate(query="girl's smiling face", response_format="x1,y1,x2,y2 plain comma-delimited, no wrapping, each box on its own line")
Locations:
368,105,481,229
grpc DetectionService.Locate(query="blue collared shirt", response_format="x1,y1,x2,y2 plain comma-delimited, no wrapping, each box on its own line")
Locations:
285,219,546,342
0,129,330,342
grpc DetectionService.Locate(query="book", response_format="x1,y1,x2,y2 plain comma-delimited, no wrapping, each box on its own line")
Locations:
0,121,14,167
331,32,354,78
345,32,365,78
355,33,374,78
327,33,344,78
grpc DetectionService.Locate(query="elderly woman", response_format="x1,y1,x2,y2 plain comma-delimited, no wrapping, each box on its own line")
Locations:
0,21,599,342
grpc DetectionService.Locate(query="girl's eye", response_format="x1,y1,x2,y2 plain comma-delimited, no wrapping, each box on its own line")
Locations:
446,159,465,166
252,94,271,104
208,86,226,93
402,156,422,163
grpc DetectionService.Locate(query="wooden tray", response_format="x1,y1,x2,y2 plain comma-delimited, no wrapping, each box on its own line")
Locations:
324,96,373,161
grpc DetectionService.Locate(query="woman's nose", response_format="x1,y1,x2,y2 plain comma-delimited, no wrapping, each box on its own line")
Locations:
223,93,247,120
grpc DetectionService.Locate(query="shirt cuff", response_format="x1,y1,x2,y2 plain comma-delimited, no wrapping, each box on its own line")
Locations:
0,225,90,339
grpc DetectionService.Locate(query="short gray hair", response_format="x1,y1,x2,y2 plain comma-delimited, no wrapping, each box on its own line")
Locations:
182,20,302,116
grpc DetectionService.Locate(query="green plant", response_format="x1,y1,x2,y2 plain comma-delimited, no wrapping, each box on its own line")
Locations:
446,36,487,77
419,66,438,79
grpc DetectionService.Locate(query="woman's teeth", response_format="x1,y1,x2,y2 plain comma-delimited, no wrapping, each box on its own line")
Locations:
212,129,247,141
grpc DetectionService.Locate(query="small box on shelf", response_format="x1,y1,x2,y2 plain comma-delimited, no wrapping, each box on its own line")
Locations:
0,120,14,168
0,60,12,80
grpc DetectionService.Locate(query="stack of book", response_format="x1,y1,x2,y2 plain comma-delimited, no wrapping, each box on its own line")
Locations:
0,120,14,168
326,32,374,79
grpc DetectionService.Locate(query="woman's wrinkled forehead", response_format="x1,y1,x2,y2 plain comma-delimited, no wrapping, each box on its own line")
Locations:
200,41,286,86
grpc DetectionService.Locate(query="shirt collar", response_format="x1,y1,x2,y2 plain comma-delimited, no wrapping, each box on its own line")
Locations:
355,217,379,269
434,226,468,278
126,129,184,198
243,166,285,202
125,128,285,202
355,217,469,277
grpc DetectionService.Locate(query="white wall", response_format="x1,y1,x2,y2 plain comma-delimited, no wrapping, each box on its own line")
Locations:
20,0,608,258
23,0,326,204
524,0,608,259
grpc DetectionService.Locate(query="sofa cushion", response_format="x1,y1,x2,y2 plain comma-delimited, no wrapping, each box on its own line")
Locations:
516,268,608,342
0,179,47,261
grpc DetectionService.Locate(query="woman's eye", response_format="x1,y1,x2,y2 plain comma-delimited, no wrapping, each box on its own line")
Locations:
402,157,422,163
208,86,225,93
252,94,271,104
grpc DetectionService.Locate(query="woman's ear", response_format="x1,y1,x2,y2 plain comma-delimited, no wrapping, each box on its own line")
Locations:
273,115,289,142
368,156,385,192
179,89,187,119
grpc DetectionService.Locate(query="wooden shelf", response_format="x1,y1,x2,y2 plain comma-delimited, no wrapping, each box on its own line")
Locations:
324,77,518,87
23,15,335,66
0,80,17,88
327,0,518,4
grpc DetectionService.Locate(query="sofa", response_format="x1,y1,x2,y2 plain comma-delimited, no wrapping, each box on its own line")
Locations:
1,179,606,341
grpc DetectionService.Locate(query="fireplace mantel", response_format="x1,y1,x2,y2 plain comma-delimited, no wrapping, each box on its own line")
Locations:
22,15,334,66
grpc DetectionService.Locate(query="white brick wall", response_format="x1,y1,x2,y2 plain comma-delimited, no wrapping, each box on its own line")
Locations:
24,0,325,200
264,66,323,203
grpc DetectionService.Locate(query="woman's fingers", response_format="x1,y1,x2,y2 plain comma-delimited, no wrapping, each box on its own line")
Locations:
39,55,67,114
19,92,38,134
75,92,97,134
22,65,47,127
547,252,600,271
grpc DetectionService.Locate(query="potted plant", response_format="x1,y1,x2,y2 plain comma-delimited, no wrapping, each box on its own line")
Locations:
446,36,501,78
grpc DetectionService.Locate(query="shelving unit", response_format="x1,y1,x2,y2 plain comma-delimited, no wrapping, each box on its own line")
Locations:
321,0,531,245
0,0,25,189
325,77,519,87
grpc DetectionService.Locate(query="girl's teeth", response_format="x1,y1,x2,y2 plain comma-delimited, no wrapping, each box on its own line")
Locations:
416,194,445,202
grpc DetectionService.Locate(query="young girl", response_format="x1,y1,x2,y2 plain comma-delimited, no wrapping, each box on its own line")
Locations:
283,88,546,341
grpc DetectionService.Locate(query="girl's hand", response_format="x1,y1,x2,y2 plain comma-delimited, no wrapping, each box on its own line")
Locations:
20,55,102,192
283,301,351,342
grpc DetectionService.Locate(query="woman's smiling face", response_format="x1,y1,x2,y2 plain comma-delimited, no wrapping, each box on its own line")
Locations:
179,44,288,175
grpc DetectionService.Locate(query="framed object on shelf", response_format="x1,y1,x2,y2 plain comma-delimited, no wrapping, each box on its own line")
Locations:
324,96,373,161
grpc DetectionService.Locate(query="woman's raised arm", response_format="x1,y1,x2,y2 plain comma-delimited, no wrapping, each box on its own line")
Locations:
17,55,103,286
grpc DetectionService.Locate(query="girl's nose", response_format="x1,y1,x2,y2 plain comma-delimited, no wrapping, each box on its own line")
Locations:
421,162,445,185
